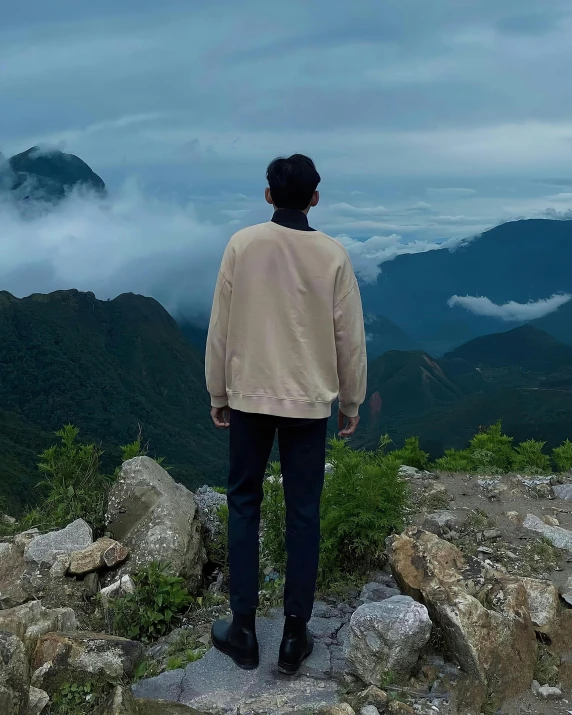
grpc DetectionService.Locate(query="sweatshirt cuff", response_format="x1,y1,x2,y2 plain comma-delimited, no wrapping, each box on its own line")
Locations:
210,394,229,408
339,403,359,418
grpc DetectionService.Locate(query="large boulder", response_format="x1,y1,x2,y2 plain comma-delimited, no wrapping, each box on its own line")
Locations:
0,633,29,715
346,596,431,685
106,458,205,590
32,632,145,695
520,577,560,637
25,520,92,566
388,528,537,701
0,601,76,656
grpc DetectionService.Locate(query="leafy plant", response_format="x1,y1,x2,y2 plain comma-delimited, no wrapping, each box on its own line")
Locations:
111,561,193,642
469,422,514,474
213,486,227,494
51,680,111,715
20,425,111,533
260,462,287,573
319,438,407,585
512,439,552,475
433,448,472,473
390,436,429,470
553,439,572,473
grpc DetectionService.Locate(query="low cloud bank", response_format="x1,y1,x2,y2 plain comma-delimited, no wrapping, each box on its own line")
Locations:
447,293,572,321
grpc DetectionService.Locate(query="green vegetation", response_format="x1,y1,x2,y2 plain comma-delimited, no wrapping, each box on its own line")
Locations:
111,562,193,643
534,645,560,687
553,439,572,472
260,438,408,587
51,681,112,715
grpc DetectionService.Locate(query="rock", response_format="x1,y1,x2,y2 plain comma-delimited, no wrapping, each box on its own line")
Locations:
194,486,226,542
13,530,40,550
346,596,432,686
506,511,521,523
532,680,562,699
1,514,16,526
553,484,572,500
359,707,379,715
0,543,28,608
360,582,401,603
0,601,76,656
483,529,501,541
324,462,334,475
422,510,461,534
355,686,388,711
543,515,560,527
68,538,128,575
133,615,339,713
106,457,205,589
318,706,355,715
25,520,92,566
309,616,344,640
313,601,338,618
99,576,135,606
387,528,537,700
387,704,415,715
521,578,560,636
0,633,29,715
523,513,572,551
32,632,145,694
27,687,49,715
95,686,138,715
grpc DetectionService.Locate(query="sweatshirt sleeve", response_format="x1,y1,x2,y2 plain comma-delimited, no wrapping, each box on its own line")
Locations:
205,250,233,408
333,260,367,418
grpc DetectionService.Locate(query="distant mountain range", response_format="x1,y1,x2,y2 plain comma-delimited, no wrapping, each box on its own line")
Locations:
0,290,226,510
359,218,572,355
1,146,105,202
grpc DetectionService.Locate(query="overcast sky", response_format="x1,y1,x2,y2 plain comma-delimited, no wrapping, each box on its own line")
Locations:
2,0,572,315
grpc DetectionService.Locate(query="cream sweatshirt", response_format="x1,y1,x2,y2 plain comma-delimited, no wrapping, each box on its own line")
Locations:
205,221,367,419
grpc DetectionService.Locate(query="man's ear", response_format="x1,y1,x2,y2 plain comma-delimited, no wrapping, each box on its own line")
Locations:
265,188,274,205
310,190,319,208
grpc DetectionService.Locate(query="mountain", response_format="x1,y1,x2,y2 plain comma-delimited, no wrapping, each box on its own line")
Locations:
445,325,572,374
364,314,417,358
0,290,226,510
359,219,572,354
530,300,572,346
179,321,208,354
1,147,105,202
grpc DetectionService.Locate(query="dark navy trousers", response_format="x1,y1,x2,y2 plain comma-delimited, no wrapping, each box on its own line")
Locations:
227,409,328,623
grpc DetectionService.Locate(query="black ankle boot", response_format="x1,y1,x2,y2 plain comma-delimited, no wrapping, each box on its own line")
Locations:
278,615,314,675
211,613,259,670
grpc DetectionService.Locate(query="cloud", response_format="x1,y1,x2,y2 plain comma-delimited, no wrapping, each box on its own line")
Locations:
427,188,477,196
328,202,388,215
447,293,572,321
0,183,228,321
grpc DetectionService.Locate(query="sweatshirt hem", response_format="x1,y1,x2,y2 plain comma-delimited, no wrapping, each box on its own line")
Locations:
228,392,333,419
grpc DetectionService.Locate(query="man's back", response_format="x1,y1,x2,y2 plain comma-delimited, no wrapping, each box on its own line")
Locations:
206,217,366,419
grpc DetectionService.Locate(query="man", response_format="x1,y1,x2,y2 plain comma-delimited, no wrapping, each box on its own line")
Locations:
205,154,367,673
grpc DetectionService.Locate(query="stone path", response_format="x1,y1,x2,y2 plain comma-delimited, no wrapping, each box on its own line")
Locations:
133,614,341,714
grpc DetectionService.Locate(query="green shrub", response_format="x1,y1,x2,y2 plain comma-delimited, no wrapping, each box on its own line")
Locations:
51,680,111,715
213,486,227,494
20,425,111,533
319,438,407,585
389,436,429,470
469,422,514,474
111,561,193,642
513,439,552,475
433,448,472,473
260,463,287,573
553,439,572,473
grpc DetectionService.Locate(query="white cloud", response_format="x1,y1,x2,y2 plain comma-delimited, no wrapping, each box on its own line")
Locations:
327,202,387,215
0,183,228,320
447,293,572,321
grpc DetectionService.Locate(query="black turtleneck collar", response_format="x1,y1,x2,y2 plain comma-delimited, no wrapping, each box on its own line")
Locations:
271,208,315,231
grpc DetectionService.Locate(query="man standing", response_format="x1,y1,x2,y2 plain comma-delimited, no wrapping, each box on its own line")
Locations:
205,154,367,673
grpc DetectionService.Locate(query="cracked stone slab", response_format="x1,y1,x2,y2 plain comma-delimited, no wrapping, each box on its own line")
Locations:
133,616,339,714
309,616,345,640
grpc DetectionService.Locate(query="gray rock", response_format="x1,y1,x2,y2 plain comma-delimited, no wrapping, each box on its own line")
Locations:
0,633,29,715
532,680,562,700
360,582,401,603
553,484,572,500
133,616,339,714
422,510,460,533
523,513,572,551
0,601,76,656
97,685,139,715
32,632,146,695
346,596,432,686
27,687,49,715
330,646,349,680
1,514,16,526
194,486,227,539
106,457,205,591
309,616,344,640
25,519,92,566
0,543,27,608
313,601,338,619
359,707,380,715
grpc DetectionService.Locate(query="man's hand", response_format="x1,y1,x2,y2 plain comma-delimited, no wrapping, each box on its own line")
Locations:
211,406,230,429
338,410,360,437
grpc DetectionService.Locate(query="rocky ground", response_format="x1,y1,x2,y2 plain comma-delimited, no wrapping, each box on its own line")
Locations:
3,457,572,715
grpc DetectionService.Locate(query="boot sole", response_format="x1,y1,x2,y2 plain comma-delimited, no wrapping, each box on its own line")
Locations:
213,640,259,670
277,641,314,675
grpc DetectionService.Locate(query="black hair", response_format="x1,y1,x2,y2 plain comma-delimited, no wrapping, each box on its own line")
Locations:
266,154,321,210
